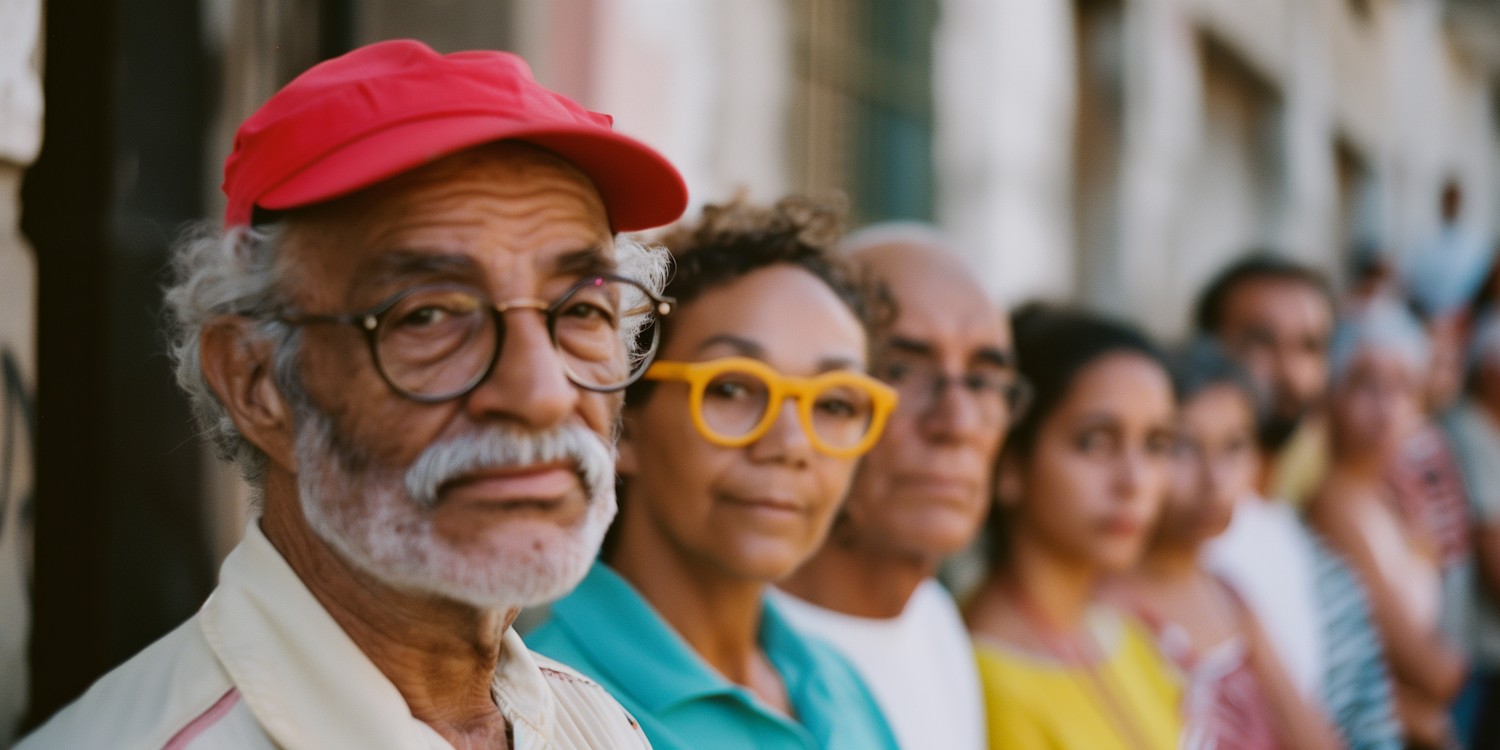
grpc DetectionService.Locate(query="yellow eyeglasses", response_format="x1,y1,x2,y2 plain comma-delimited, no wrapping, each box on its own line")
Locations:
643,357,899,459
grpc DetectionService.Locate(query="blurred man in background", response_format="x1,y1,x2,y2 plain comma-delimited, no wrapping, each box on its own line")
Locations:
1195,253,1336,508
15,39,686,749
1195,254,1340,727
772,225,1023,750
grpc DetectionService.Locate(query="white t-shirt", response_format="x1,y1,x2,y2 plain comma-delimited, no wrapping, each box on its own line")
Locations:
768,579,987,750
1202,497,1325,701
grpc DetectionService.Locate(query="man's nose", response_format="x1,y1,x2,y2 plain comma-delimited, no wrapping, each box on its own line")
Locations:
463,310,577,428
920,375,983,442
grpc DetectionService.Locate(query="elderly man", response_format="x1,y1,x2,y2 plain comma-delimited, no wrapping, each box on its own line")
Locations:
771,225,1022,750
17,40,686,750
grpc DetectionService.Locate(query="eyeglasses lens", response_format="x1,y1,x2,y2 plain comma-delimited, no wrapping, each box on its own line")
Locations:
376,289,496,398
700,366,880,449
808,384,877,450
702,370,772,439
553,277,646,390
882,356,1016,424
374,278,660,399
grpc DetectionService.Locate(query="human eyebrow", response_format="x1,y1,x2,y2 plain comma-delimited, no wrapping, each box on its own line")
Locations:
816,356,864,373
696,334,765,359
884,336,935,357
552,245,618,279
357,250,482,289
972,347,1016,369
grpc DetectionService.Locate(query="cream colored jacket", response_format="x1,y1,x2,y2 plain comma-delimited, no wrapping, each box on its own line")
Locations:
14,523,651,750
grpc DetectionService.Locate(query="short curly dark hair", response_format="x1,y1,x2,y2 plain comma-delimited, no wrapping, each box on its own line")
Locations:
625,195,870,407
1193,250,1333,334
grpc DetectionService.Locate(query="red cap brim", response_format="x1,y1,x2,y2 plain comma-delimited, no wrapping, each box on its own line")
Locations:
255,116,688,233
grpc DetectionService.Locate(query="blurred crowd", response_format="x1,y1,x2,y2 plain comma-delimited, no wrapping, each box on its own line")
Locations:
549,180,1500,750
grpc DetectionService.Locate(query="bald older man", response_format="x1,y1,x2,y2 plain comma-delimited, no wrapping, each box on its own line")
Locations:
17,41,686,750
772,225,1024,750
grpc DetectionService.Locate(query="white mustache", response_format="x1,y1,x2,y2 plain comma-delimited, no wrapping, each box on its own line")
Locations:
403,423,616,509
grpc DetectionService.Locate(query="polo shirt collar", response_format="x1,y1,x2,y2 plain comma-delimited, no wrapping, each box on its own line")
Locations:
549,562,734,713
199,521,558,750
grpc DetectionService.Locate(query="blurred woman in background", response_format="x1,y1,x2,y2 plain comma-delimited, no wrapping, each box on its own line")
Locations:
526,198,900,750
1309,299,1469,749
965,306,1182,750
1106,339,1343,750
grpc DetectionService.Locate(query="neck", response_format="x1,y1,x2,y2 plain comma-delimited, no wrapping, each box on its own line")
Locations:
1004,530,1097,634
260,468,513,748
1330,436,1394,477
1136,538,1201,583
607,498,767,686
776,518,931,619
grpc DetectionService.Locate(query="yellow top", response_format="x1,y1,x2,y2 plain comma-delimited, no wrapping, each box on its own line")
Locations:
974,609,1183,750
1266,416,1328,508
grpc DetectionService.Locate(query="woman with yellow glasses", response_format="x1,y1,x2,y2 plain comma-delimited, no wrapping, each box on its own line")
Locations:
527,197,900,750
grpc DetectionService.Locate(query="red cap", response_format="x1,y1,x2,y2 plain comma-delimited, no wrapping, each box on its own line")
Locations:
222,40,688,231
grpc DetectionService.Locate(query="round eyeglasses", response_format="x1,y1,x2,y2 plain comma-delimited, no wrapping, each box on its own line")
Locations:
643,356,899,459
279,275,674,401
878,355,1032,427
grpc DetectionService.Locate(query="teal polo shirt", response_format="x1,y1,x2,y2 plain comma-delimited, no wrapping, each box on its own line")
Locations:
525,562,899,750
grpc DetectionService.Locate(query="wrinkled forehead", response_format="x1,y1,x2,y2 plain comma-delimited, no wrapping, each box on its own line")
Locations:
861,243,1007,354
278,142,613,303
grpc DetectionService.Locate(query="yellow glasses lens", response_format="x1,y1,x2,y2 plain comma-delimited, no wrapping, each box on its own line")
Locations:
807,384,878,450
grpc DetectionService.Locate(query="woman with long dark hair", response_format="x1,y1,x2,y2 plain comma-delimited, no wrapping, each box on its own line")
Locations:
966,305,1182,750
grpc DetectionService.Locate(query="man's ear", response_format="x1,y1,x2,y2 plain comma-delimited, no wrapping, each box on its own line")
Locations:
994,451,1025,510
615,412,639,477
199,315,299,472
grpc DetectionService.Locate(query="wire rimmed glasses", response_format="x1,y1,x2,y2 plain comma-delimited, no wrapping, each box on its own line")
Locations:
877,355,1033,427
279,275,673,401
643,356,899,459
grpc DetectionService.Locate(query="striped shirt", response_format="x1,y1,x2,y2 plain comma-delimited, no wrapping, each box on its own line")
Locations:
1311,538,1403,750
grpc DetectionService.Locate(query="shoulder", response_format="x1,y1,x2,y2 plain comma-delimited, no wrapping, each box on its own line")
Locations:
14,615,268,750
529,652,651,750
1310,473,1387,532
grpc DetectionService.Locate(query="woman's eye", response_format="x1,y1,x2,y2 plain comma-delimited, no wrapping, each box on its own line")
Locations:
710,382,749,399
815,398,858,418
1077,431,1108,453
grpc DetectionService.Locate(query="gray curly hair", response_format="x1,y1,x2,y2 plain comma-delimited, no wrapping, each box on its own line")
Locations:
163,219,670,488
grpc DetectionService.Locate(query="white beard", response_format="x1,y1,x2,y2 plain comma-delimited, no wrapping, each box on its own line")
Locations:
294,408,616,611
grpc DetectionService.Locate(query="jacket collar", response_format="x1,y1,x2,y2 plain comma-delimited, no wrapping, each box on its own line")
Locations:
199,521,557,750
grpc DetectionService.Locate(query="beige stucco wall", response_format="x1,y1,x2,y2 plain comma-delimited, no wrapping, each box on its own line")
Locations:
939,0,1498,340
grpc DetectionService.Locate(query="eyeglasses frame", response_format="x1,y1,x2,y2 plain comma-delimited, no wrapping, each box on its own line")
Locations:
277,274,674,402
887,369,1034,426
643,356,899,459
